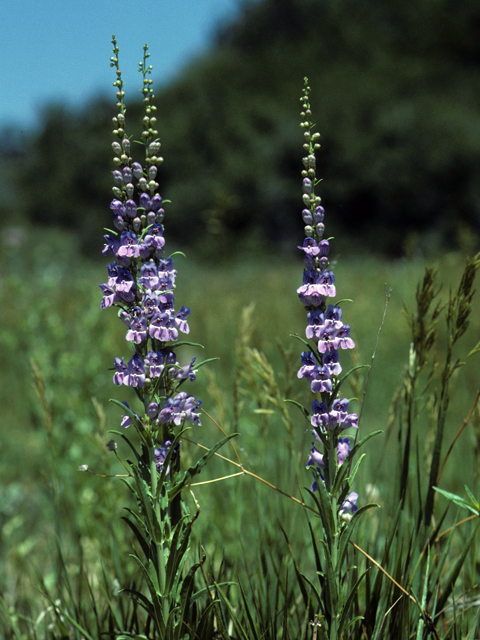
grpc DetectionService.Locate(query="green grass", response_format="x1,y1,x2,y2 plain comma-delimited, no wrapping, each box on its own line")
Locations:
1,225,479,638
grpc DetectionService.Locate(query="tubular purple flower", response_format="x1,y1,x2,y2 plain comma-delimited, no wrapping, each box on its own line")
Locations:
125,354,145,387
340,492,359,515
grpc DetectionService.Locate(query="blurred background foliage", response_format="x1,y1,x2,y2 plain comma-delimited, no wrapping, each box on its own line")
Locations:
2,0,480,259
2,0,480,634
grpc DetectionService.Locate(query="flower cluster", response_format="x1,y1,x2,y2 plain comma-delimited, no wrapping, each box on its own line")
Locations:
100,38,201,436
298,80,358,514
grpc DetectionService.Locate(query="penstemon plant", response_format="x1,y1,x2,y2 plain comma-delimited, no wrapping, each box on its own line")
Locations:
294,78,380,640
98,36,233,640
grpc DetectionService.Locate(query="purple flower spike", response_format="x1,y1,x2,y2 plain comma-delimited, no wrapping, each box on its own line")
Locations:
298,81,360,513
102,52,202,487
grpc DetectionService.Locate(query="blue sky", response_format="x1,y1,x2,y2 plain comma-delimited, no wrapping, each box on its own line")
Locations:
0,0,244,132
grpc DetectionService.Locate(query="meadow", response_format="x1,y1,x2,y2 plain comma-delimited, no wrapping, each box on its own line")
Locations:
1,222,479,639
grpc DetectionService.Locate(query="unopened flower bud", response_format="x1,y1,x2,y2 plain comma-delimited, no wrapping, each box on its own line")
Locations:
148,141,161,156
123,167,133,183
316,222,325,237
147,402,159,419
113,215,125,231
78,464,89,472
302,178,313,195
147,211,156,225
302,209,313,224
318,256,329,269
138,177,148,191
112,170,123,186
112,186,123,198
150,194,162,212
125,183,134,198
112,141,122,156
148,166,157,180
304,225,313,237
132,162,143,179
314,206,325,223
125,199,137,218
302,194,311,206
132,217,142,232
119,310,131,326
156,210,165,223
121,138,130,153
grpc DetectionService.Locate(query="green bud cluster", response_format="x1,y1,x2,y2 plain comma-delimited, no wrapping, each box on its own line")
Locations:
300,78,324,241
110,35,132,171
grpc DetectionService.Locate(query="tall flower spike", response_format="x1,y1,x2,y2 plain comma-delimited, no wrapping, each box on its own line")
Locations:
100,37,201,442
298,79,357,512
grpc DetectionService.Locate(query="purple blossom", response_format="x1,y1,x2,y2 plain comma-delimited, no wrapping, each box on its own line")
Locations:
141,292,161,318
138,261,159,290
340,492,358,515
310,399,358,432
173,358,197,381
113,357,128,386
158,392,202,426
144,350,166,377
310,365,332,393
323,350,342,376
297,269,336,307
306,436,351,470
297,238,321,257
175,306,191,334
333,324,355,350
99,283,119,309
125,354,145,387
306,309,325,340
117,230,141,259
126,315,148,344
149,312,179,342
298,351,317,380
143,224,165,252
103,234,120,257
120,401,140,429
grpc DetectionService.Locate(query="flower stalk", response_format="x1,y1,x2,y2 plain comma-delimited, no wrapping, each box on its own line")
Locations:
296,78,379,639
97,37,233,638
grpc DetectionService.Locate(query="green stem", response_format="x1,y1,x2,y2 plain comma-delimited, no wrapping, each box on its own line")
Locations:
149,443,169,623
326,437,340,640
